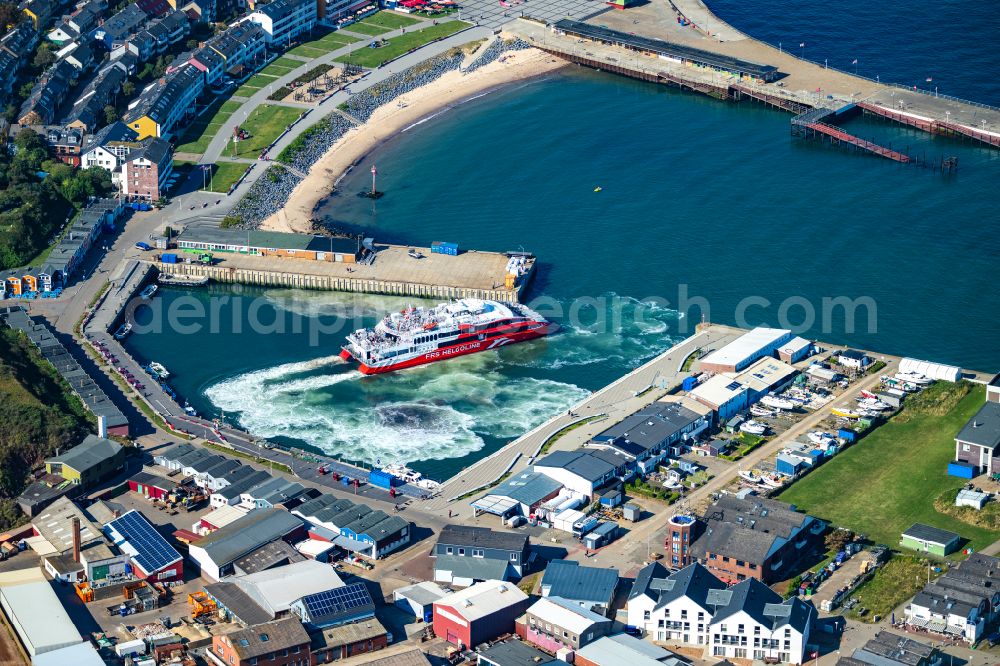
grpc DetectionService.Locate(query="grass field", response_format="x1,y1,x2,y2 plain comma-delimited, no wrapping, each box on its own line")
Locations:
362,11,422,29
203,161,249,192
844,556,936,621
228,105,302,158
175,100,243,155
337,20,469,68
262,57,303,73
344,21,392,36
779,382,996,552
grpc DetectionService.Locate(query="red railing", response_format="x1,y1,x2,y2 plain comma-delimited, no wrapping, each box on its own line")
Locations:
806,122,912,162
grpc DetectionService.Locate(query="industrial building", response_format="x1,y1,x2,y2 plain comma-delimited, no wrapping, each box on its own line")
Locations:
534,449,631,499
699,327,793,374
187,508,306,580
432,580,531,648
291,493,411,560
688,374,749,422
45,435,126,487
0,567,85,658
588,399,711,470
517,596,614,652
103,510,184,581
471,471,562,521
394,581,448,623
777,337,812,364
176,227,363,263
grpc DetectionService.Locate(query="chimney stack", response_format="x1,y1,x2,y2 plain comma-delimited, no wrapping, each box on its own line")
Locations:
72,517,81,563
98,415,107,439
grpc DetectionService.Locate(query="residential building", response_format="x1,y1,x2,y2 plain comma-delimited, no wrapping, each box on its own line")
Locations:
187,508,306,580
534,449,631,499
433,580,531,648
63,62,128,131
103,510,184,581
837,631,941,666
142,9,190,53
93,3,148,48
706,577,814,664
954,398,1000,476
44,126,84,166
837,349,871,370
517,596,613,652
576,634,689,666
905,553,1000,643
539,560,618,616
47,5,101,44
18,60,75,126
45,434,125,486
899,524,961,557
207,20,266,79
589,399,711,471
471,470,562,522
699,328,793,374
478,640,557,666
208,617,311,666
123,63,204,139
21,0,57,29
189,44,225,85
122,137,173,201
693,495,825,584
58,39,96,71
433,525,529,586
242,0,316,47
627,562,728,644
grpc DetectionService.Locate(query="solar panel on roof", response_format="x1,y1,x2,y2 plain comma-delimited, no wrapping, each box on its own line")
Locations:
302,583,372,620
106,511,180,575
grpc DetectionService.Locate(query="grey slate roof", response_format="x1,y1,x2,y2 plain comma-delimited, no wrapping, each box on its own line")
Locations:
955,402,1000,449
594,401,703,452
707,577,813,632
216,470,272,500
437,524,527,552
227,618,309,659
433,554,509,581
540,560,618,605
901,523,960,546
47,435,122,474
642,562,729,611
194,508,302,566
629,561,669,601
536,449,622,483
851,630,936,666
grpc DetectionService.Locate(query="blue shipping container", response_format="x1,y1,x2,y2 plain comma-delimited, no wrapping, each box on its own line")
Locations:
837,428,856,442
948,461,975,479
682,376,698,391
368,469,396,489
161,253,178,264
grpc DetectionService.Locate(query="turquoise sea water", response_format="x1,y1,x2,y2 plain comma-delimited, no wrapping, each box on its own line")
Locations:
128,2,1000,480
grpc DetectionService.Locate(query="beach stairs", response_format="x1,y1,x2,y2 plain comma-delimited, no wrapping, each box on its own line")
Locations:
461,36,499,72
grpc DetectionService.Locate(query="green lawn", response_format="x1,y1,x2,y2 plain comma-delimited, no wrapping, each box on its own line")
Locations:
288,44,329,58
228,105,303,158
202,161,249,193
360,10,422,29
845,555,935,622
344,21,392,36
779,383,996,552
263,57,304,72
175,99,243,155
336,20,469,68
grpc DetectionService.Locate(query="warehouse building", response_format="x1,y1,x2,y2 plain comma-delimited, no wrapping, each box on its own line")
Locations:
778,337,813,364
104,510,184,581
471,471,562,521
176,227,363,263
534,449,631,499
689,374,749,422
394,581,448,623
292,493,411,560
699,328,793,374
188,508,306,581
588,399,711,470
0,567,84,658
433,580,531,648
732,357,800,402
45,435,125,487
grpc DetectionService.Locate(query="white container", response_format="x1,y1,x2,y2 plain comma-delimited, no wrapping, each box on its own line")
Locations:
115,639,147,657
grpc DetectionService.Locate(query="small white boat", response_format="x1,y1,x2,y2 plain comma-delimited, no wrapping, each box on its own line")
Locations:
383,463,422,484
808,431,836,445
895,371,932,385
857,397,890,411
738,469,762,484
740,420,768,436
760,395,796,411
414,478,440,490
183,402,197,416
140,284,158,299
148,362,170,379
114,322,132,339
750,405,778,418
760,473,785,489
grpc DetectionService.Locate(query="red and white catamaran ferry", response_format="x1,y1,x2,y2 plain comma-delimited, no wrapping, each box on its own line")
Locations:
339,298,555,374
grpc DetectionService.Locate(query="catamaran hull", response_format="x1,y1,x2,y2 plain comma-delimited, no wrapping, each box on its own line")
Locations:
344,325,554,375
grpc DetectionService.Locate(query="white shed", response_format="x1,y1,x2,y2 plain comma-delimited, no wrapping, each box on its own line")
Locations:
955,489,989,510
900,358,961,382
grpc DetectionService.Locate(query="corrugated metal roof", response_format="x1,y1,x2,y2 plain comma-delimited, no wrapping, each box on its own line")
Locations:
0,579,82,656
193,508,302,566
540,560,618,605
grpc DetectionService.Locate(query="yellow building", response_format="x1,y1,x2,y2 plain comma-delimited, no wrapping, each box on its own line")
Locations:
45,436,125,487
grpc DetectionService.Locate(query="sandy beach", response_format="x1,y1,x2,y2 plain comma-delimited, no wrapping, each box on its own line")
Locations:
260,47,567,233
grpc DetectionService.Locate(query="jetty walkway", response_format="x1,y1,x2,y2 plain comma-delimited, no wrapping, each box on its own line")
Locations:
509,0,1000,161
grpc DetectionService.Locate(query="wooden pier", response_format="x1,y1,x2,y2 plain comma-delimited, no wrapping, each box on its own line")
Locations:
791,108,912,163
858,101,1000,148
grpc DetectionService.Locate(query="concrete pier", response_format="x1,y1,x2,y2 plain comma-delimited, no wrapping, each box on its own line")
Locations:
145,244,536,303
509,4,1000,148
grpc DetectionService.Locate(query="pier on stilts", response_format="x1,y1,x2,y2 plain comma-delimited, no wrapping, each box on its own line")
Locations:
791,107,912,163
857,101,1000,148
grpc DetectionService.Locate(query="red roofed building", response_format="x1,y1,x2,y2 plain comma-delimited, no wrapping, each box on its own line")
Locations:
432,580,530,649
